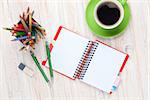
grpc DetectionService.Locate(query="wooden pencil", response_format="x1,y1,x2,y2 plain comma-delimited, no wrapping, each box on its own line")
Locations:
29,13,32,32
20,15,29,33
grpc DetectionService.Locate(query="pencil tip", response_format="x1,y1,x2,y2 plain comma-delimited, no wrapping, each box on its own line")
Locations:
2,27,6,30
51,77,54,82
23,12,25,16
27,7,30,13
31,11,34,16
19,15,22,18
3,27,10,30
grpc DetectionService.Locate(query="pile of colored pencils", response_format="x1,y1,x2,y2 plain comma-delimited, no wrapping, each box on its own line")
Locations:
3,7,46,51
3,7,54,83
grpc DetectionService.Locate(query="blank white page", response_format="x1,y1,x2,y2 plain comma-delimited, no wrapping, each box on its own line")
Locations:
81,42,127,93
51,28,89,79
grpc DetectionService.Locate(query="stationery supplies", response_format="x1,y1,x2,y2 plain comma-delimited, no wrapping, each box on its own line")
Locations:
30,51,49,83
3,7,45,50
11,36,28,41
45,41,54,80
18,63,34,77
43,26,129,93
3,7,53,83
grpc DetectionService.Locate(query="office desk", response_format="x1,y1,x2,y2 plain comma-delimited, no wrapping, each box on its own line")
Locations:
0,0,148,100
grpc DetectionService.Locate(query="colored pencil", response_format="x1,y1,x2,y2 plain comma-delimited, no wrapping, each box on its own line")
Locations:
23,38,31,44
32,23,45,32
34,28,44,38
11,36,28,41
3,7,53,84
30,51,49,83
29,13,32,32
13,28,26,32
31,11,34,16
13,32,26,36
3,27,13,31
45,41,54,80
20,16,29,33
3,27,25,32
19,46,26,51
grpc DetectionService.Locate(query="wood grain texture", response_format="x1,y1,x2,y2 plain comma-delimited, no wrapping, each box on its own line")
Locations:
0,0,149,100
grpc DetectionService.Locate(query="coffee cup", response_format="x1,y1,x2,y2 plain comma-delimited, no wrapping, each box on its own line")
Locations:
94,0,125,29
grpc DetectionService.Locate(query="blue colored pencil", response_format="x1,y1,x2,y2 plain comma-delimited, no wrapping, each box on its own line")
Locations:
11,36,28,41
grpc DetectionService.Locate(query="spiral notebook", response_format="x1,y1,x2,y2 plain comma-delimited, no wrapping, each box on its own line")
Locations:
45,26,129,93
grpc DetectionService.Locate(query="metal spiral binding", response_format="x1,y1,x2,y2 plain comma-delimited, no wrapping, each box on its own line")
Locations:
73,41,99,79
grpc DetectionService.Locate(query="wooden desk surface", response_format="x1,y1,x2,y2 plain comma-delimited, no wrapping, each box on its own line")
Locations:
0,0,149,100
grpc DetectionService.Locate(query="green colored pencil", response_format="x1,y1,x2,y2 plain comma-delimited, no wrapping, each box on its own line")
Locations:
15,32,26,36
30,51,49,83
45,41,54,80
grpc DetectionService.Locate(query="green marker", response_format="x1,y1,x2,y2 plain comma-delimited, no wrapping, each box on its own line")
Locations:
30,51,49,83
45,41,54,80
